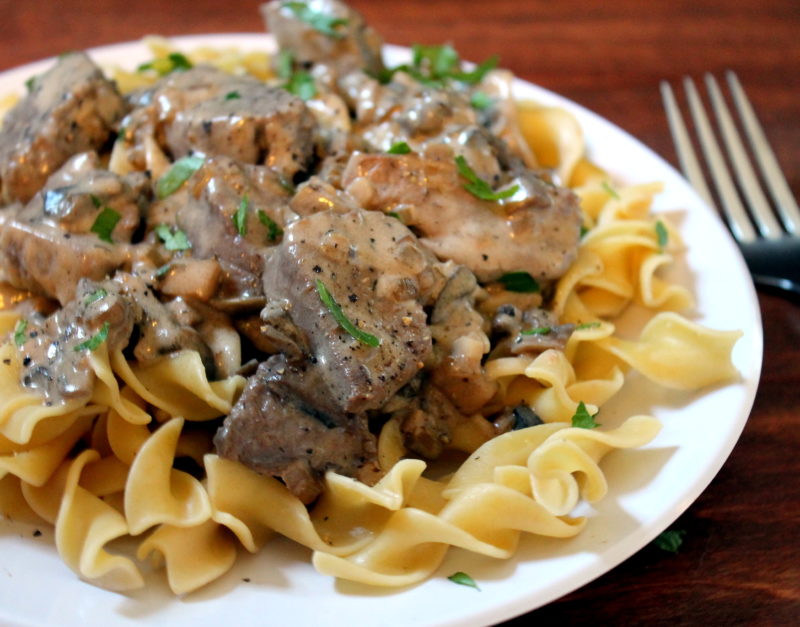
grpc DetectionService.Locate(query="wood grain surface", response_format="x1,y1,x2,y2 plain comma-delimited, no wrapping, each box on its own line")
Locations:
2,1,799,624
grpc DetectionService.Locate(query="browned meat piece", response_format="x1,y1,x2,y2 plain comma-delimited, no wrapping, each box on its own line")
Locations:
492,305,575,356
14,273,211,404
214,358,378,504
342,150,582,283
0,52,126,204
338,71,479,154
261,0,384,78
259,209,439,412
170,156,295,309
122,66,316,179
0,153,148,304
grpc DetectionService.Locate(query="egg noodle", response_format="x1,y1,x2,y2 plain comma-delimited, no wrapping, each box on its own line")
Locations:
0,38,741,594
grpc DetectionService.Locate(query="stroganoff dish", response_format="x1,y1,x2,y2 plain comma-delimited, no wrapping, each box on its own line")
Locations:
0,1,741,593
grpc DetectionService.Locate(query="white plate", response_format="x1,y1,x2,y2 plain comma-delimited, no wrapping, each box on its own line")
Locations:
0,35,762,627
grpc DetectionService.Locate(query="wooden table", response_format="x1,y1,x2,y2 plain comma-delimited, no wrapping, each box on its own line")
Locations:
2,0,798,623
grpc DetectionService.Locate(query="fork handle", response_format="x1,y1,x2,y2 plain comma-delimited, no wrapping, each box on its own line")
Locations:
738,238,800,296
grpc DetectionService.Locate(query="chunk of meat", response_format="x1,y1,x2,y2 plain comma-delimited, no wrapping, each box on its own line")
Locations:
260,209,442,412
342,149,582,282
0,153,148,304
0,52,126,204
122,66,316,178
214,358,378,504
262,0,385,78
169,156,295,309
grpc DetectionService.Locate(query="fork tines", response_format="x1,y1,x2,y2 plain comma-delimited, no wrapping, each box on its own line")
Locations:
660,71,800,243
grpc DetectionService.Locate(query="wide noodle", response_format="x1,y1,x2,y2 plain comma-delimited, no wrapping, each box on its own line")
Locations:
0,31,741,596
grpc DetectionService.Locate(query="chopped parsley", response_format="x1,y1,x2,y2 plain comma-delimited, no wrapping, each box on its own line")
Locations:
284,70,317,101
277,51,317,100
656,220,669,250
137,52,193,76
387,141,412,155
316,279,380,347
386,211,402,221
84,288,108,305
224,90,241,100
282,2,349,39
156,155,205,199
498,271,540,293
447,571,480,590
580,224,590,238
73,322,110,353
13,319,28,347
90,207,121,243
520,326,551,336
370,43,498,88
154,224,191,251
257,210,284,242
24,75,38,93
470,90,493,110
653,529,686,553
571,401,600,429
234,194,249,236
155,263,172,278
602,180,620,200
576,321,601,330
276,50,294,80
455,155,519,201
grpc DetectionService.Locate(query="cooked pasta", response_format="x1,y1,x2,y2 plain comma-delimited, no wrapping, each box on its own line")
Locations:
0,0,742,597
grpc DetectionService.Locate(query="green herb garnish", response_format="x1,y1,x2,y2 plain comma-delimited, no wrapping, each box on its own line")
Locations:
386,211,402,221
653,529,686,553
520,327,551,336
498,271,540,293
655,220,669,250
138,52,192,75
387,141,412,155
602,180,620,200
73,322,110,353
224,90,241,100
90,207,121,243
258,210,284,242
155,263,171,278
580,224,590,238
576,322,601,330
447,571,480,590
84,288,108,305
285,70,317,101
13,319,28,347
455,155,519,201
571,401,600,429
470,91,493,110
316,279,380,347
154,224,191,251
24,76,37,93
282,2,349,39
412,43,460,78
371,44,498,89
276,50,294,80
234,194,249,236
156,155,205,199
